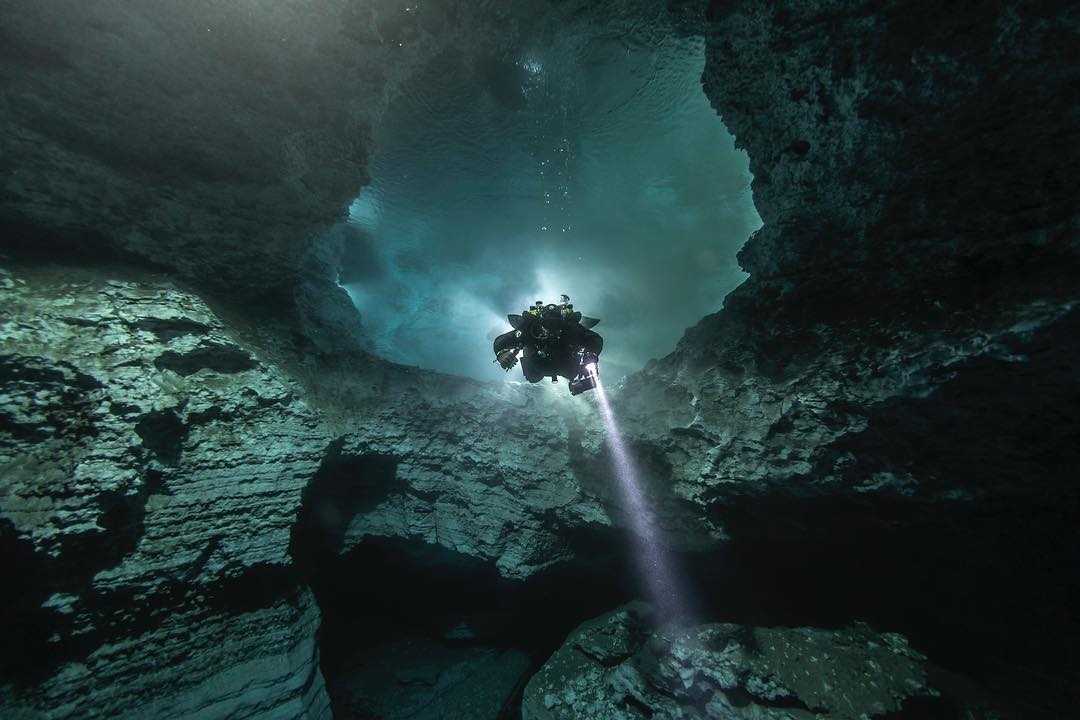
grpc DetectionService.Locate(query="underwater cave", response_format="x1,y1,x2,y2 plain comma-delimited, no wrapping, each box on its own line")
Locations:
2,1,1079,719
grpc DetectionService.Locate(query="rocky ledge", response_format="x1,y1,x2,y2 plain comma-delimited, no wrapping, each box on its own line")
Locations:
522,602,959,720
0,261,631,718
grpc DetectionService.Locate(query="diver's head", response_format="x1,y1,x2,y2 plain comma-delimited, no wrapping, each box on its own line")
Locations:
560,294,570,304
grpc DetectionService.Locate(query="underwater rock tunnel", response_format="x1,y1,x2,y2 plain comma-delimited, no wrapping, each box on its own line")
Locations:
1,0,1079,718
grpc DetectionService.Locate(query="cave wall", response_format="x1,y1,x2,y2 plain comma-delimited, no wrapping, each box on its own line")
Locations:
0,262,631,718
618,0,1080,560
627,0,1080,458
613,0,1080,710
3,0,1079,717
0,266,333,717
0,0,556,351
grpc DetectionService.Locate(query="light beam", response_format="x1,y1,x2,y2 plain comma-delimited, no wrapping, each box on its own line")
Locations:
591,375,688,625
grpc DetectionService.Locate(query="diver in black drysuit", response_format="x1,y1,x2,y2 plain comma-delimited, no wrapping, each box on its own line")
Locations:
492,296,603,395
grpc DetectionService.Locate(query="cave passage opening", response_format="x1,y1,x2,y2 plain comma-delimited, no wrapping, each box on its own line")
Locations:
290,442,641,718
334,2,761,384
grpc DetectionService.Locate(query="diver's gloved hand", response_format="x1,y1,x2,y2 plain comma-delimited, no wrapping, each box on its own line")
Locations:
496,348,519,370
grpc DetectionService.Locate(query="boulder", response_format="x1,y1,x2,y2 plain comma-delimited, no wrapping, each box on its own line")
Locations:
523,603,939,720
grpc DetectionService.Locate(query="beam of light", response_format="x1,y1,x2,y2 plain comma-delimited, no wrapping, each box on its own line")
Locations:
591,372,689,626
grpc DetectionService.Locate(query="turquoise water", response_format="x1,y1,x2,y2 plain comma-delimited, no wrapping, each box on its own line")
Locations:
339,4,760,382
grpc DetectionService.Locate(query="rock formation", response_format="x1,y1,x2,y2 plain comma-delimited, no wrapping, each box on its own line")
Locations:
0,261,620,717
1,0,1077,718
612,1,1079,709
0,266,332,716
523,603,945,720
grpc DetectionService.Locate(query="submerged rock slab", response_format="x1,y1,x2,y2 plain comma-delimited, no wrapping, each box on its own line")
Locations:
523,603,936,720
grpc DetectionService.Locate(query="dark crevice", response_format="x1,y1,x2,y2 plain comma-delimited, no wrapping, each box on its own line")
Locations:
289,441,638,718
132,317,211,342
575,644,637,669
0,519,60,684
722,685,820,713
144,468,173,497
622,693,655,718
153,344,257,376
879,695,960,719
304,536,633,720
289,440,402,562
134,409,188,465
95,488,150,563
0,216,170,273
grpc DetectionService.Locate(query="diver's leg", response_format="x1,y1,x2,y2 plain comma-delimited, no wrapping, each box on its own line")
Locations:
581,329,603,356
520,355,545,383
559,355,580,381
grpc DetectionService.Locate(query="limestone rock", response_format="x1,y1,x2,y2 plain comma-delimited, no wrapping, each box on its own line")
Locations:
0,262,618,717
0,0,610,342
615,0,1080,522
0,264,333,718
603,1,1080,708
523,603,937,720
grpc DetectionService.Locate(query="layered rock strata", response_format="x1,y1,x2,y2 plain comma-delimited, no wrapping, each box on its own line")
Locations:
0,262,621,718
2,0,1078,717
0,265,333,717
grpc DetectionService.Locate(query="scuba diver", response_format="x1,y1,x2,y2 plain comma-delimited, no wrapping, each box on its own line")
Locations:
493,295,603,395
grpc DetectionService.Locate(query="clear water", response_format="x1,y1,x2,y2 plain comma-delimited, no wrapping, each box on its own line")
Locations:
340,4,761,382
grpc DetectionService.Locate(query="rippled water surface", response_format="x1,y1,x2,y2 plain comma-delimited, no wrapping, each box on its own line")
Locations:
341,2,761,382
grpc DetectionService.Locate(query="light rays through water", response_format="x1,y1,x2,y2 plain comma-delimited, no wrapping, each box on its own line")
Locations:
591,374,689,625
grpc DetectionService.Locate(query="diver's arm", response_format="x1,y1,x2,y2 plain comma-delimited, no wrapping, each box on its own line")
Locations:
493,329,524,353
493,329,525,370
